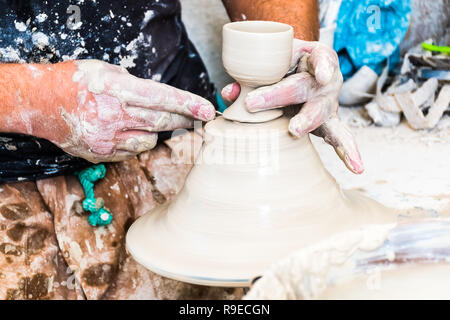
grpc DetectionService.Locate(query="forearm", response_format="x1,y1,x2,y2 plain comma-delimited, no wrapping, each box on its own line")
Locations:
222,0,319,41
0,62,77,139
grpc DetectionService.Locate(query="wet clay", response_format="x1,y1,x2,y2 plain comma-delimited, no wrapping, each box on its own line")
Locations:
126,116,398,286
126,21,398,287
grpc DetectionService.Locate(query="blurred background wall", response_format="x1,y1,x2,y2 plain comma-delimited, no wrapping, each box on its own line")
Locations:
180,0,232,92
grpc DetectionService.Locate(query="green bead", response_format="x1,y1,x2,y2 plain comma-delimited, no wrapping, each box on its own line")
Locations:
76,164,113,227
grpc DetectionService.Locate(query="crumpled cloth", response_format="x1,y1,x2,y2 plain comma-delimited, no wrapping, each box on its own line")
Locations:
333,0,412,79
0,131,244,300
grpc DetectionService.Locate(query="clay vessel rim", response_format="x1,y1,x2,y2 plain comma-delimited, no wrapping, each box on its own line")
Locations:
223,20,293,35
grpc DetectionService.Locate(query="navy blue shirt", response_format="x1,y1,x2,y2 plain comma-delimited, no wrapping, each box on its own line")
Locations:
0,0,216,182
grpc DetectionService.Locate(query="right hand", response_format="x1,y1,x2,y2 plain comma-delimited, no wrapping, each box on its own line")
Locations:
221,40,364,174
33,60,216,163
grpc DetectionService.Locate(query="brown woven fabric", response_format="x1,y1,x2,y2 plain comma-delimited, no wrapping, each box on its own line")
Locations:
0,132,244,300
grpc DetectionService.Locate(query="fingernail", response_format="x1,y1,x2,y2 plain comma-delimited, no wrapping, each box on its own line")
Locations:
189,102,214,121
199,104,215,121
125,137,140,151
245,94,266,111
221,84,233,97
315,64,333,85
289,116,306,138
346,154,364,174
288,115,309,137
125,135,157,152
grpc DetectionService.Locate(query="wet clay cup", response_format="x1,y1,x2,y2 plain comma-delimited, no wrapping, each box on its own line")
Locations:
222,21,294,123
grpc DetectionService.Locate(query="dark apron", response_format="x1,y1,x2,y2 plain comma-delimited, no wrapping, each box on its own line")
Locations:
0,0,216,183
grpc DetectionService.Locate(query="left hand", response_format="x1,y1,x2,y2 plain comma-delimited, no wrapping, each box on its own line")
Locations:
221,39,364,174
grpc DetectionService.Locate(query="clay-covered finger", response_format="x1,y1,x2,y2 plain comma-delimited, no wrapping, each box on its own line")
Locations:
221,82,241,102
116,130,158,153
125,107,195,132
244,73,317,112
313,117,364,174
290,39,316,69
307,44,339,86
113,74,215,121
288,95,335,138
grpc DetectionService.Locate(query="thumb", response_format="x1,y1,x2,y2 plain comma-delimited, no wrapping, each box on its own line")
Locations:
221,82,240,102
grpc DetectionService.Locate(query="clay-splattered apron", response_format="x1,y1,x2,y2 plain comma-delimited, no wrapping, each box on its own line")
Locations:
0,0,244,301
0,0,216,183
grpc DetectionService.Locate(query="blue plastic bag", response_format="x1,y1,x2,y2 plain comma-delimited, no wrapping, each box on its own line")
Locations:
334,0,412,79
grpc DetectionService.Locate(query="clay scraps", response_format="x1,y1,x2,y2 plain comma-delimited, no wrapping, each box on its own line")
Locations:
363,42,450,129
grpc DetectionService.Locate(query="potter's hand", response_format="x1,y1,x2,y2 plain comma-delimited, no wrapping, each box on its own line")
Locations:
65,60,215,162
221,40,363,174
3,60,215,163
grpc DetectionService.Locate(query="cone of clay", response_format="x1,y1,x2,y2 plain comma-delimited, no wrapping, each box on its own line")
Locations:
126,21,397,287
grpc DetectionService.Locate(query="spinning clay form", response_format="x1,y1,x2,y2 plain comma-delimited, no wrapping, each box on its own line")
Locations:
221,21,291,123
126,21,397,287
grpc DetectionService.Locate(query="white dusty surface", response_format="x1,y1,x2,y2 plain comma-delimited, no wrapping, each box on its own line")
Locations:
313,110,450,215
319,263,450,300
246,218,450,299
245,223,395,299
